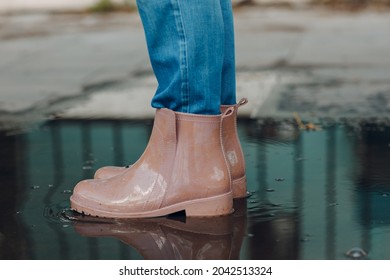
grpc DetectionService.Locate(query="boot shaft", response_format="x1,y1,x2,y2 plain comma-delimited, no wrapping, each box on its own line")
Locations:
93,99,248,198
220,98,248,197
162,109,233,206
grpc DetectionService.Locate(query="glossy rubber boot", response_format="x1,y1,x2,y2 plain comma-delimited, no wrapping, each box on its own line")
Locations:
94,98,248,198
70,108,234,218
220,98,248,198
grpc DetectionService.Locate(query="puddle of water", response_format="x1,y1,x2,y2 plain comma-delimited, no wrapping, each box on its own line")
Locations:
0,119,390,259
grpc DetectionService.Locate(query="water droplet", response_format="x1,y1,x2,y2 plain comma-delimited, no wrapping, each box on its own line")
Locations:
275,178,285,182
300,234,311,242
62,224,70,228
382,193,389,197
16,211,22,215
266,188,275,192
248,200,257,204
62,190,73,194
329,202,338,206
48,184,54,188
82,166,92,170
31,185,40,190
345,247,367,259
247,233,254,238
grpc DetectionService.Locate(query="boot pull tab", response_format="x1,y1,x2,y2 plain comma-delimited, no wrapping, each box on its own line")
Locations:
238,97,248,108
222,106,235,119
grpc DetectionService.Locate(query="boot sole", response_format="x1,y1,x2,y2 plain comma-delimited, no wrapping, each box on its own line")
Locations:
70,191,233,219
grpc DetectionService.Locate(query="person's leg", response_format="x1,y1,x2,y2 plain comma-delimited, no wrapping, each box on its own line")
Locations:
70,0,235,218
137,0,225,115
220,0,237,105
94,1,247,198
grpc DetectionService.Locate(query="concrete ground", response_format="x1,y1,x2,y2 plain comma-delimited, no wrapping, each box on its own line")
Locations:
1,6,390,130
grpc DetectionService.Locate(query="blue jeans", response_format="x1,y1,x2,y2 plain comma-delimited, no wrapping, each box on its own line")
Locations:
136,0,236,115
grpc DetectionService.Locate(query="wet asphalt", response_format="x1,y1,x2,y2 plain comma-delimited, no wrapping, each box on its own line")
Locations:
1,5,390,260
0,6,390,130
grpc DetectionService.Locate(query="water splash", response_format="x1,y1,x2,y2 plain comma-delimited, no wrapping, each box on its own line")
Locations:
274,178,285,182
345,247,368,259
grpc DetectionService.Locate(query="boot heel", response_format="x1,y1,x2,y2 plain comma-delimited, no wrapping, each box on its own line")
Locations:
232,176,247,199
185,192,233,217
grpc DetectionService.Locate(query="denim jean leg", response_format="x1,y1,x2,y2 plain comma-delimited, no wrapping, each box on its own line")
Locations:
136,0,183,113
136,0,225,115
220,0,237,106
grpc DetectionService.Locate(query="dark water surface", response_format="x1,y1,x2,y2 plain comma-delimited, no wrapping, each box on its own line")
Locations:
1,119,390,259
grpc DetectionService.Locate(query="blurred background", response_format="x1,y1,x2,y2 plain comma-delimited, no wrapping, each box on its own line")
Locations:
0,0,390,260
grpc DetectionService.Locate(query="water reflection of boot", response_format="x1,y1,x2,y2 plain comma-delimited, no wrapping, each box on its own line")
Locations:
72,201,247,260
230,199,248,259
73,216,232,260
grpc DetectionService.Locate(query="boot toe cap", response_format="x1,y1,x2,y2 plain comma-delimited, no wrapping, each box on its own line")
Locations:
94,166,126,179
71,179,105,211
